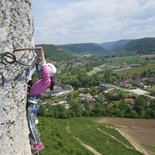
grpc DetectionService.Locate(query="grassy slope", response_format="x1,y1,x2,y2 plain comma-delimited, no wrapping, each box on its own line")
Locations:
148,85,155,93
38,117,142,155
142,144,155,155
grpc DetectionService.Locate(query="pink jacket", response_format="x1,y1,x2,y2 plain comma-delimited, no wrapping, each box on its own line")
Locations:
29,64,51,96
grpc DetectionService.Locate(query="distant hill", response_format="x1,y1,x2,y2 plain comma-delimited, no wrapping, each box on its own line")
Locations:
100,39,131,50
36,44,74,61
117,38,155,54
58,43,107,54
37,37,155,58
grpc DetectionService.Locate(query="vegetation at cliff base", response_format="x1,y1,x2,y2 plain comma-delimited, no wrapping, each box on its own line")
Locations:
38,117,142,155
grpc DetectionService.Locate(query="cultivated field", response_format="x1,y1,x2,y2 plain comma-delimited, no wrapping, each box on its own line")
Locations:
97,118,155,155
38,117,142,155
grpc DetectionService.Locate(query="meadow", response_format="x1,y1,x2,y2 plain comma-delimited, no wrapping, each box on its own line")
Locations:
148,85,155,93
38,117,142,155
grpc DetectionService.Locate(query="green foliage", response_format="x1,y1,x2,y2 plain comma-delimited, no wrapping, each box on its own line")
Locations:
34,47,155,119
38,118,94,155
142,144,155,154
120,38,155,54
39,90,155,119
133,97,147,116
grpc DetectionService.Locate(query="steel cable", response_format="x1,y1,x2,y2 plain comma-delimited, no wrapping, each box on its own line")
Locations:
0,48,37,66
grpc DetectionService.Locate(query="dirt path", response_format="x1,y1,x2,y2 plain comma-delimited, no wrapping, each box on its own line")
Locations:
75,137,102,155
66,124,102,155
97,128,134,150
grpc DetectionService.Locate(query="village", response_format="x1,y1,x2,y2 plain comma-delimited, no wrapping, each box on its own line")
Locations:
38,54,155,119
40,75,155,119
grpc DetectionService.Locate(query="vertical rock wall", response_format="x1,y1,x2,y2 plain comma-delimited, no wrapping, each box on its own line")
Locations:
0,0,34,154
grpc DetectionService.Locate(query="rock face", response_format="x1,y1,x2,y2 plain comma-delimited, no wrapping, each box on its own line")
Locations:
0,0,34,154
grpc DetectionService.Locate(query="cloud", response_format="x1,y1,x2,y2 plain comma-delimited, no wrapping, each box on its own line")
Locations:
32,0,155,44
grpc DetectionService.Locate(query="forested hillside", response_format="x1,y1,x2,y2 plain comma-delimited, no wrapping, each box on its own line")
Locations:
37,38,155,58
100,39,131,50
37,44,75,61
117,38,155,54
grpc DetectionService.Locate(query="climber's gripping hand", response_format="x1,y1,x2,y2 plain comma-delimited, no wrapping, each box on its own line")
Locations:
35,46,45,62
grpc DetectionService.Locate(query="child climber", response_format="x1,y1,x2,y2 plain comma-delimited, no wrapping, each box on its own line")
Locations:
27,46,56,154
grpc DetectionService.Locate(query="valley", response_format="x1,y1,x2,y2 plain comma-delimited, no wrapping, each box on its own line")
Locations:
36,39,155,155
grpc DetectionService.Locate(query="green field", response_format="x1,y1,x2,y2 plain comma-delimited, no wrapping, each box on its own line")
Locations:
148,85,155,93
87,67,102,76
113,64,155,77
38,117,142,155
107,55,144,65
142,144,155,155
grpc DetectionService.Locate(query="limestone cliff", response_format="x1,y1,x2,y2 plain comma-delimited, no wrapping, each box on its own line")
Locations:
0,0,34,154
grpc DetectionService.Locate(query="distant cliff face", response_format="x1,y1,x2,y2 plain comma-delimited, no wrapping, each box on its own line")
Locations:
0,0,34,154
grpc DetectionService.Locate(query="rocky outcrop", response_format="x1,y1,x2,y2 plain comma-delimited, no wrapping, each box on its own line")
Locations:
0,0,34,154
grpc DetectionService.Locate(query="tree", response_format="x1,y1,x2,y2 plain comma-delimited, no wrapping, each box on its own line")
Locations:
70,102,83,116
103,70,112,83
134,96,147,117
144,109,155,118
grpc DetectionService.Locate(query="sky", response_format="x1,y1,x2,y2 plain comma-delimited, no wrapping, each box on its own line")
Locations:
31,0,155,45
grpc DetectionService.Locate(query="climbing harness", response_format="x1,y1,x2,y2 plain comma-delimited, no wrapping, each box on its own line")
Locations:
0,48,38,66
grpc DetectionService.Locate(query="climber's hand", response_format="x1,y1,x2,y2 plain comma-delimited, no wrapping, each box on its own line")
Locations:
35,46,45,61
35,46,43,51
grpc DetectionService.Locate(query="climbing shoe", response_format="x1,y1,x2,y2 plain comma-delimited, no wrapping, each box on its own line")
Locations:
32,142,44,154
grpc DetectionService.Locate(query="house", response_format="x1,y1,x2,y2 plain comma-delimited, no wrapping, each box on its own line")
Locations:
99,83,112,90
52,100,71,109
125,78,133,83
131,64,141,67
123,83,129,88
85,103,95,109
141,77,148,82
102,101,108,106
79,93,95,102
120,82,129,88
99,64,105,69
64,104,71,109
50,86,72,96
124,98,135,104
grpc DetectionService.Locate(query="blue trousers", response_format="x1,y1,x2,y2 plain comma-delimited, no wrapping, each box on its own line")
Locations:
27,104,40,145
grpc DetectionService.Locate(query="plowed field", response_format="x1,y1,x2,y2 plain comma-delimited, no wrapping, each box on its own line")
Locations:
97,118,155,155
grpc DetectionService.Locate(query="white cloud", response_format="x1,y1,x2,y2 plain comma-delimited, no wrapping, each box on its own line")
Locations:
32,0,155,44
